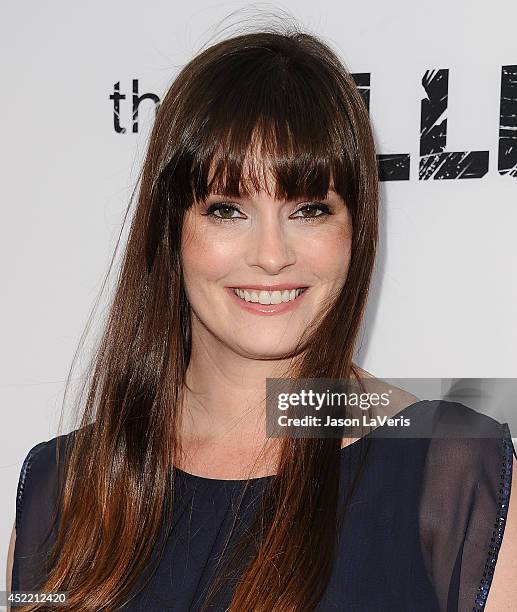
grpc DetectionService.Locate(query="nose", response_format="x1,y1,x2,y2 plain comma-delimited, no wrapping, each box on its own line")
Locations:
244,217,296,274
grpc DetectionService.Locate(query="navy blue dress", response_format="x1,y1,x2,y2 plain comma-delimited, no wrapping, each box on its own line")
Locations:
12,400,515,611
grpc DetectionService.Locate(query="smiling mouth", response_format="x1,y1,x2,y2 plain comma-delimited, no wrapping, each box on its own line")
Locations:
231,287,308,305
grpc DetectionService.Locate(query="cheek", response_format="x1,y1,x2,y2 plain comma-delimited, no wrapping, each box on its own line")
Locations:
299,226,352,278
181,226,234,283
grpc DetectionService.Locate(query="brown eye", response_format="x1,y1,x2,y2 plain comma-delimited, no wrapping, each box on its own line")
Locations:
291,203,332,222
204,203,244,223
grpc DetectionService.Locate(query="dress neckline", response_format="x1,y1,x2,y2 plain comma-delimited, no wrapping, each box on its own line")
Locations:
173,399,426,484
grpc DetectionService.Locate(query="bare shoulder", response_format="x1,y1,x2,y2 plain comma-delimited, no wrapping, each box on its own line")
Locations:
352,364,419,409
340,365,420,449
485,454,517,610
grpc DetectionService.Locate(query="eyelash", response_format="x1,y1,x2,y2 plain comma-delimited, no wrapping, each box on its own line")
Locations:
203,202,333,225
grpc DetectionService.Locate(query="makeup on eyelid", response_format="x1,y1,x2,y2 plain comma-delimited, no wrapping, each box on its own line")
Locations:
202,201,335,224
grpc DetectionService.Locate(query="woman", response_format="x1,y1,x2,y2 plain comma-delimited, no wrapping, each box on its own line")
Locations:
8,26,517,612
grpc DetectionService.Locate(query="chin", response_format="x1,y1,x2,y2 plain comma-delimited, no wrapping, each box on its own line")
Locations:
233,338,303,360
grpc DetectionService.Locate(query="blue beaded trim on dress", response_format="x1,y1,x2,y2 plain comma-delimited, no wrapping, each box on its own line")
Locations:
472,423,514,611
15,441,48,532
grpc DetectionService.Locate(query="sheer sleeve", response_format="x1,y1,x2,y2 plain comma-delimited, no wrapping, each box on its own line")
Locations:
418,401,515,612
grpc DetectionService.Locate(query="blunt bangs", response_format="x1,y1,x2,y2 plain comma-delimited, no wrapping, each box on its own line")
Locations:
165,41,361,209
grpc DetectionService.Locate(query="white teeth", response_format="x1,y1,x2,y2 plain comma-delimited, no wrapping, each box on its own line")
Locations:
232,288,306,304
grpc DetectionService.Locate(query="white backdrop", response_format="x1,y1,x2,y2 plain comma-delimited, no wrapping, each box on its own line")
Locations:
1,0,516,596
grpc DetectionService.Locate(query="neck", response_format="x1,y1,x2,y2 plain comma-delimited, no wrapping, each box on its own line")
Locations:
178,331,297,446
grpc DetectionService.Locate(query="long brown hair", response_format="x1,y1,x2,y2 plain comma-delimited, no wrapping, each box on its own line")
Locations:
23,22,378,612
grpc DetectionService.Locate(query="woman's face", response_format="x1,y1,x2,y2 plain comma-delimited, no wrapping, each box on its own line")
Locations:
181,173,353,360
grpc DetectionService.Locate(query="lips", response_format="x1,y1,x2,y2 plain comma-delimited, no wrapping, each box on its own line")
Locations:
229,284,309,291
232,287,307,304
225,286,309,316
